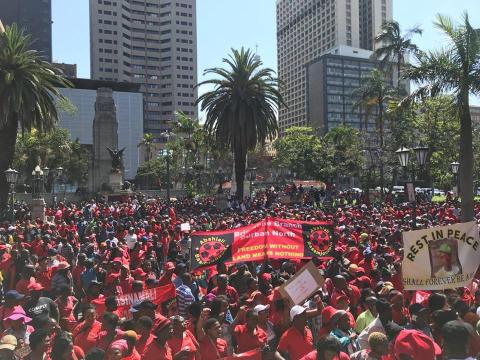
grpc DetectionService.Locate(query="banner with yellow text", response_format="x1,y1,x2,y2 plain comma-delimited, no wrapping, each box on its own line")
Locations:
190,217,334,269
402,221,480,290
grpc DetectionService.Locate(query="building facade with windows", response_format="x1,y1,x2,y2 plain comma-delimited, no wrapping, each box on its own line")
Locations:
56,79,144,180
89,0,197,137
276,0,392,135
0,0,52,61
307,46,378,135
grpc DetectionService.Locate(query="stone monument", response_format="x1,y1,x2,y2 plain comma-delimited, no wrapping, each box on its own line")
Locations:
89,87,122,192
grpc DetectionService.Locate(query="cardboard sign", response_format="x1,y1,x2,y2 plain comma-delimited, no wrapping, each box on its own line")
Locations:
402,221,480,290
180,222,191,232
278,261,324,305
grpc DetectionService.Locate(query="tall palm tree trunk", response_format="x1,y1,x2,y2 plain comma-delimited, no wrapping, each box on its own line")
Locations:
0,119,18,210
234,150,246,201
459,92,474,221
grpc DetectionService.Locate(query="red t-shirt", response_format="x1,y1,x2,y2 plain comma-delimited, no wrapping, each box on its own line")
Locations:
142,338,173,360
233,324,268,353
277,326,314,360
167,330,198,360
72,320,102,354
198,337,228,360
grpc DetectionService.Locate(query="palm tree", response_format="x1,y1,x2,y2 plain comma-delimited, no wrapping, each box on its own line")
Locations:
0,24,70,209
353,68,395,148
402,13,480,221
353,68,395,197
138,133,154,163
197,47,285,199
375,20,422,92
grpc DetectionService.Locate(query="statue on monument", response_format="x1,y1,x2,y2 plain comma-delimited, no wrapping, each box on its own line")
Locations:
106,147,126,172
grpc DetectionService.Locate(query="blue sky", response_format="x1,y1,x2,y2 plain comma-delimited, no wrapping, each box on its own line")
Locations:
52,0,479,108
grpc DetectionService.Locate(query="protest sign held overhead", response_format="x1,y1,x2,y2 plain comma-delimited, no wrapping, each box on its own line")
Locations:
402,221,480,290
190,217,334,269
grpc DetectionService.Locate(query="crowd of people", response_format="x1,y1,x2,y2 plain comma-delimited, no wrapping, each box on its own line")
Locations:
0,189,479,360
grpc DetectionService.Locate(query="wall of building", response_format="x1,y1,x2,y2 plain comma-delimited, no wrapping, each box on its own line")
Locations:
276,0,393,136
57,87,144,180
0,0,52,61
89,0,197,137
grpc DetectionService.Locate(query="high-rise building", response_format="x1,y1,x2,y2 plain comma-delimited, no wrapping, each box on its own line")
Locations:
471,106,480,129
276,0,392,135
0,0,52,62
89,0,197,137
359,0,393,51
54,63,78,78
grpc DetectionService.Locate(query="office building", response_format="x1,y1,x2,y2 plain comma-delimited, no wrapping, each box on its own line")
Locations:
89,0,198,137
471,105,480,129
276,0,392,135
307,46,380,136
57,78,144,180
0,0,52,61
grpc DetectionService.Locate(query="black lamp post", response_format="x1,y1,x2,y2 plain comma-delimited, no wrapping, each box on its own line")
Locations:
396,144,429,229
450,161,460,197
4,168,19,223
31,165,44,200
246,167,257,198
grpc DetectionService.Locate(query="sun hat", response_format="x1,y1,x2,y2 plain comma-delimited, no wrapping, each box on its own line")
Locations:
0,335,17,351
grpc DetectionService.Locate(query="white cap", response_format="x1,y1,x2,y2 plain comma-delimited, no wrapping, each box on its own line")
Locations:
253,304,270,315
290,305,306,321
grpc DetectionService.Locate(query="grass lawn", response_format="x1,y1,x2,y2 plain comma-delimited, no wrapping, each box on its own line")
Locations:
432,195,480,202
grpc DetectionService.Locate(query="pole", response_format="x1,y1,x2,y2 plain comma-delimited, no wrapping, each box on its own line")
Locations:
411,164,417,230
166,152,171,206
10,184,15,224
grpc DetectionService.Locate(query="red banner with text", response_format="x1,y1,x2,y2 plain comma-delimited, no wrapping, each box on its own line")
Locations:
191,217,334,269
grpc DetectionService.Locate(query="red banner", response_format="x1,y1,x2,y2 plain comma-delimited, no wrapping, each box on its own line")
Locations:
92,283,176,317
191,217,334,269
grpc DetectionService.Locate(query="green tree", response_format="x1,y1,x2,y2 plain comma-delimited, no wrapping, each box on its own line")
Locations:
322,125,364,184
409,96,458,190
0,24,70,209
197,47,285,199
273,127,323,180
402,13,480,221
13,128,89,187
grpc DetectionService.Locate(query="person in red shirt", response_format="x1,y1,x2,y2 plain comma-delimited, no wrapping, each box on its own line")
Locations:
211,274,239,315
96,312,124,351
233,308,268,354
72,305,102,354
299,335,350,360
158,262,176,286
54,285,78,332
276,305,314,360
142,317,188,360
15,265,35,295
198,318,229,359
167,315,199,360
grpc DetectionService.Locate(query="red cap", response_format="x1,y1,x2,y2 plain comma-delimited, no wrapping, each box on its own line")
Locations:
394,329,442,359
261,273,272,282
112,257,122,264
154,316,171,333
28,283,45,292
165,262,175,271
321,306,337,324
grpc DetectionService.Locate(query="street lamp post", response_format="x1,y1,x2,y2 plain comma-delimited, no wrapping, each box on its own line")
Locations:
160,130,175,206
396,145,429,229
245,167,257,198
4,168,19,223
450,161,460,197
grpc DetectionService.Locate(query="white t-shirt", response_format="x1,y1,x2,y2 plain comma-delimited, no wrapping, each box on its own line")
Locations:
125,233,138,249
